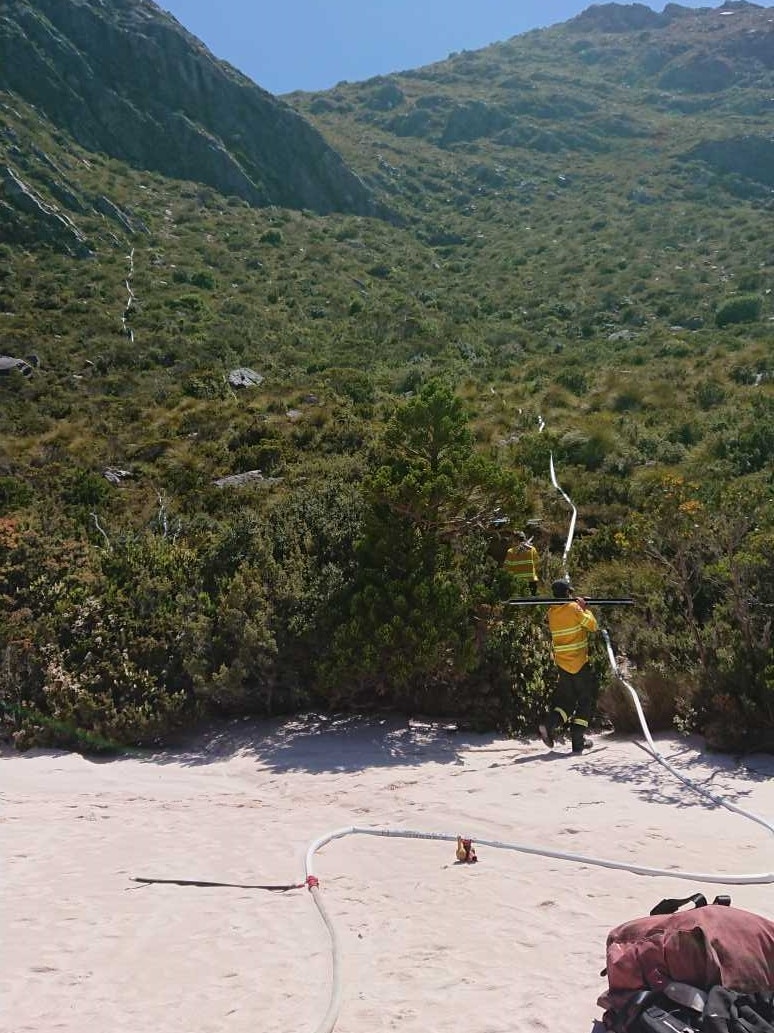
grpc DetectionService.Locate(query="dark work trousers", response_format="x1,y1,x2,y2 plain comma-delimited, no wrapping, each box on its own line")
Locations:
546,663,597,749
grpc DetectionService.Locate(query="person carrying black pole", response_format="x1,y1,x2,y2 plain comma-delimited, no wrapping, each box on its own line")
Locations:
538,577,598,754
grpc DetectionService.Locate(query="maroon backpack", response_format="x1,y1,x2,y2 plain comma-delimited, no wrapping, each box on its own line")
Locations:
599,893,774,1023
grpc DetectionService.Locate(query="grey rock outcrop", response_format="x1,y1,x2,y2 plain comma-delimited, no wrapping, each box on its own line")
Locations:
568,3,668,33
569,2,766,35
0,0,382,217
440,101,511,146
103,467,133,485
213,470,281,489
0,165,92,255
228,368,264,388
0,354,35,377
94,195,147,234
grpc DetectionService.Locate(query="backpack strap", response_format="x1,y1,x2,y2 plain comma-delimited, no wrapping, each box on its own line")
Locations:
649,893,732,915
650,893,708,915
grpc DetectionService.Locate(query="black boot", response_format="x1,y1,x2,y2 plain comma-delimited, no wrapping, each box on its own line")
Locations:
571,725,593,754
538,722,554,748
538,713,560,749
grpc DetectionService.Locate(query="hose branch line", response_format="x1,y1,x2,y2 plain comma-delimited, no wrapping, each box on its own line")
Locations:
305,827,773,898
549,452,576,578
304,821,773,1033
601,628,774,839
545,430,773,841
306,878,343,1033
121,247,136,343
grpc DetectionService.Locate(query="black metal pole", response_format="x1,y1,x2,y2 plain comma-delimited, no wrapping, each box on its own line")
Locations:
505,597,635,607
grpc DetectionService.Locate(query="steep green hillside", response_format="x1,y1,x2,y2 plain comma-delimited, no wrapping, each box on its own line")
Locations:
0,1,771,753
0,0,379,215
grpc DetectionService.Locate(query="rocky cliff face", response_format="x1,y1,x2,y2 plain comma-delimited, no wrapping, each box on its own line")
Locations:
568,0,767,33
0,0,380,216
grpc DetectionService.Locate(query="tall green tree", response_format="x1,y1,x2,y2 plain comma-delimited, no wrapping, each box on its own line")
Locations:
321,381,527,713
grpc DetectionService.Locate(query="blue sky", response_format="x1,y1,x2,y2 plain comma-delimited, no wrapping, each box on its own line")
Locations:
159,1,771,95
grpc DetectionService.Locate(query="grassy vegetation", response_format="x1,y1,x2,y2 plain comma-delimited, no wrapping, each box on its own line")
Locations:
1,4,772,752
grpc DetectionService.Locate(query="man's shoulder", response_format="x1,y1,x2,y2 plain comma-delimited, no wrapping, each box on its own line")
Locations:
548,600,573,621
548,599,585,622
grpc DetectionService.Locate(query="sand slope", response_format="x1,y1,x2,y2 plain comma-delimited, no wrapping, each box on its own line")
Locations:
2,720,773,1033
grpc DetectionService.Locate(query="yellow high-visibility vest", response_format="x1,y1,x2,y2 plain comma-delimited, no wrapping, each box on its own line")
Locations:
547,601,598,673
504,544,538,581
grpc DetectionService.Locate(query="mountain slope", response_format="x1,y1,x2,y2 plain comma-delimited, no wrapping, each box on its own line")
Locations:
289,0,774,203
0,2,772,753
284,0,774,340
0,0,380,216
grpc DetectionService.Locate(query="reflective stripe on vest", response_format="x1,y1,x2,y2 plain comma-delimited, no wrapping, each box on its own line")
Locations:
548,602,598,674
504,545,538,580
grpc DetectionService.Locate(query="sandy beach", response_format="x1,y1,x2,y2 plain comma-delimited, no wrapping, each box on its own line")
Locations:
2,718,773,1033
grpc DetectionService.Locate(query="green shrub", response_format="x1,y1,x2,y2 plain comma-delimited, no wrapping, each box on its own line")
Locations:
694,379,726,410
190,270,216,289
0,476,33,515
556,369,589,396
324,367,376,405
166,292,208,314
61,469,110,508
715,294,762,327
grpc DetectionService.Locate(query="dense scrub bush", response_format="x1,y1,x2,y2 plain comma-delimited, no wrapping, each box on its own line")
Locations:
559,422,618,471
693,379,726,410
0,520,194,749
0,477,33,515
607,473,774,750
715,294,762,327
555,369,589,396
712,397,774,475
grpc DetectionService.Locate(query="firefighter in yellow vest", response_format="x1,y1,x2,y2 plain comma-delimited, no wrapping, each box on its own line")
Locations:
538,578,598,754
503,531,540,596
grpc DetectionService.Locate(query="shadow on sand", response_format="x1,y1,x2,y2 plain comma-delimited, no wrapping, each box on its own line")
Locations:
130,713,515,774
572,734,772,810
9,719,773,801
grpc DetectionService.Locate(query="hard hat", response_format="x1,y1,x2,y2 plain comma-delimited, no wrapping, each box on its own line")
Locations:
551,578,573,598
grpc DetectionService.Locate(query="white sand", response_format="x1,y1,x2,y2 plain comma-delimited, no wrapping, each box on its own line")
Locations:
2,720,773,1033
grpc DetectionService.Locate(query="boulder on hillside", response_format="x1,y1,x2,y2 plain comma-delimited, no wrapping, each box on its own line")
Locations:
228,367,264,388
440,102,511,146
0,354,36,377
213,470,281,489
364,80,405,111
